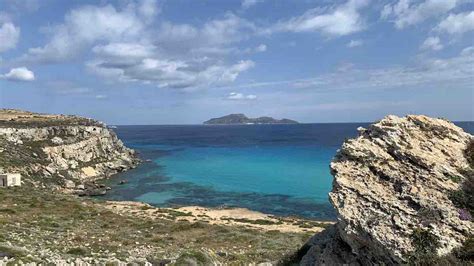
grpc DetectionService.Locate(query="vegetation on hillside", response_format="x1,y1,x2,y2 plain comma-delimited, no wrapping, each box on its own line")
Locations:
0,187,313,264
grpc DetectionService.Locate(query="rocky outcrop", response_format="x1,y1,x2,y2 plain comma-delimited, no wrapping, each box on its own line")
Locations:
0,109,139,189
302,115,473,265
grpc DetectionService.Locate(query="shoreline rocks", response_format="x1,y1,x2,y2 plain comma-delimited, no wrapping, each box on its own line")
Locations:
0,109,140,189
302,115,473,265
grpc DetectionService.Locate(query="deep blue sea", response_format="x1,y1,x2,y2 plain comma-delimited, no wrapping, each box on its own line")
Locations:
104,122,474,220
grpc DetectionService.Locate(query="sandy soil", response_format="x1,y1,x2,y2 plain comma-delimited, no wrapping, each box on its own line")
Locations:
105,201,332,234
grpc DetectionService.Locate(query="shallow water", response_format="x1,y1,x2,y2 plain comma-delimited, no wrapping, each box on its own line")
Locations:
104,122,474,220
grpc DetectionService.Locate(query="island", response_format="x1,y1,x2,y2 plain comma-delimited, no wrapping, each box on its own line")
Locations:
204,114,299,125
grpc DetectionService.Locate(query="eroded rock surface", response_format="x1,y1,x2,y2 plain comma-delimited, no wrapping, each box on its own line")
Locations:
302,115,473,265
0,109,139,189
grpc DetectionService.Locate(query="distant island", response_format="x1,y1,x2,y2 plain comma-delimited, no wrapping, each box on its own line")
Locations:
204,114,299,125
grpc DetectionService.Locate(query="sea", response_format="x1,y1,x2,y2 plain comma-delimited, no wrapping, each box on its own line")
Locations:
103,122,474,220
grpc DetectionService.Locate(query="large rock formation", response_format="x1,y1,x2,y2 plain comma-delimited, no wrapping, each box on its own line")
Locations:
302,115,473,265
0,109,139,188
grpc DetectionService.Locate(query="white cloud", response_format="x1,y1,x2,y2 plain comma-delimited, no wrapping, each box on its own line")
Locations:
85,12,256,89
0,67,35,81
0,22,20,52
13,2,254,90
268,0,369,36
436,11,474,34
88,56,255,89
293,50,473,90
420,36,443,51
381,0,458,29
347,39,363,47
227,47,474,92
226,92,257,100
242,0,264,9
92,42,156,58
255,44,267,52
20,3,147,63
137,0,160,22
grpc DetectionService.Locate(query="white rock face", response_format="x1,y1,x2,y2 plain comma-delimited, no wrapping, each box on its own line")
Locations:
302,115,473,265
0,118,139,187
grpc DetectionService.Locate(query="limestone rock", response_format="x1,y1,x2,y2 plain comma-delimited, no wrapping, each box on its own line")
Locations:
51,136,64,145
64,180,75,189
0,110,140,188
302,115,473,265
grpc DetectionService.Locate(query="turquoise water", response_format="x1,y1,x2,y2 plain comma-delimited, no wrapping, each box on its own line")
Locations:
157,145,333,202
103,122,474,219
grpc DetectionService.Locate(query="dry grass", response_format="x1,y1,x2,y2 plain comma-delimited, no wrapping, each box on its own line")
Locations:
0,187,313,264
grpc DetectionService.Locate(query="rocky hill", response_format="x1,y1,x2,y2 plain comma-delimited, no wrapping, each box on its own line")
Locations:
0,109,139,190
204,114,299,125
301,115,473,265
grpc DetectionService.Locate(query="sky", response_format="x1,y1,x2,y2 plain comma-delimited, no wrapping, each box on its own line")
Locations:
0,0,473,124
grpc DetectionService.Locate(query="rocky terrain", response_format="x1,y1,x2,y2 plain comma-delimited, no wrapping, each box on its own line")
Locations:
301,115,474,265
204,114,299,125
2,110,473,265
0,110,325,265
0,187,324,265
0,109,139,191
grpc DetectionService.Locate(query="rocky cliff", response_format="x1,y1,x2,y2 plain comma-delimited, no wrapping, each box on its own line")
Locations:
302,115,473,265
0,109,139,189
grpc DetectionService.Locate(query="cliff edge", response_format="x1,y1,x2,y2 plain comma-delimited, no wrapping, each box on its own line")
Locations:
302,115,473,265
0,109,139,189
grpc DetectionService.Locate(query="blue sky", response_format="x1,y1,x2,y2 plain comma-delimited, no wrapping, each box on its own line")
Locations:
0,0,473,124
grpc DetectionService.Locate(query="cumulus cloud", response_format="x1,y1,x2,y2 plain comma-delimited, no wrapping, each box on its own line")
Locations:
19,2,151,63
242,0,264,9
420,36,443,51
268,0,370,36
85,12,256,89
436,11,474,34
0,67,35,81
381,0,458,29
347,39,363,47
226,92,257,100
14,1,256,90
0,22,20,52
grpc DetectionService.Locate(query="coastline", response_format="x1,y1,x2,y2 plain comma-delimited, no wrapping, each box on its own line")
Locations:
105,201,333,234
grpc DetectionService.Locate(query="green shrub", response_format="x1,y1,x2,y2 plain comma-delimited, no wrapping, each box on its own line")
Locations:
408,228,440,264
66,247,89,256
175,250,212,265
0,245,26,258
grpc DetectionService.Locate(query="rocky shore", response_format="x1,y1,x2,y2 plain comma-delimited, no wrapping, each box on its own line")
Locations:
1,110,473,265
0,109,139,190
301,115,473,265
0,110,322,265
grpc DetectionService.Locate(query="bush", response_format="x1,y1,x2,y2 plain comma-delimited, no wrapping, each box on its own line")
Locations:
175,250,212,265
411,228,440,254
66,247,89,256
449,140,474,217
408,228,440,264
